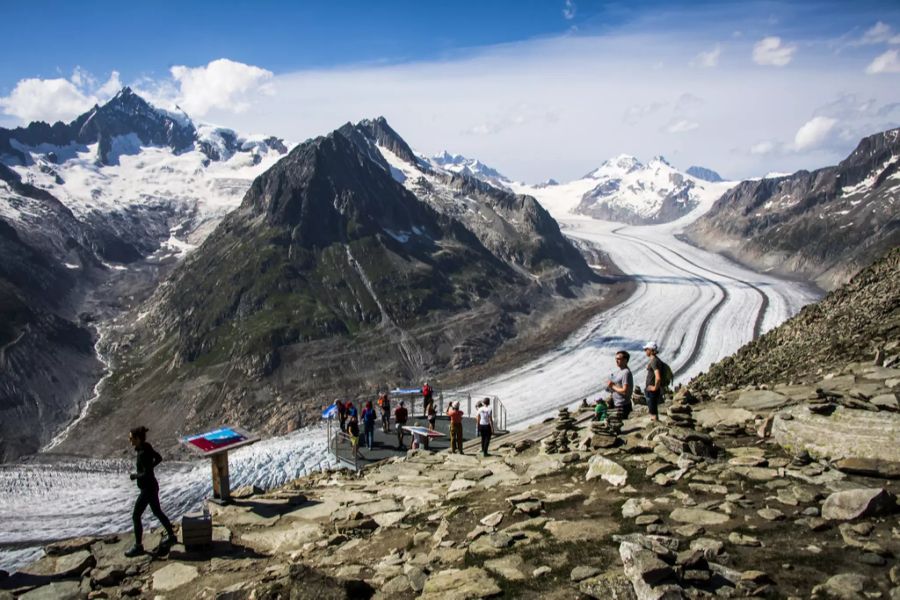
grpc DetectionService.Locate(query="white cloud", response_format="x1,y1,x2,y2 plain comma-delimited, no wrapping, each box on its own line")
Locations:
859,22,895,45
694,44,722,68
793,116,837,150
750,141,775,155
0,78,92,123
865,49,900,74
0,68,124,124
562,0,576,20
170,58,274,116
665,119,699,134
752,36,796,67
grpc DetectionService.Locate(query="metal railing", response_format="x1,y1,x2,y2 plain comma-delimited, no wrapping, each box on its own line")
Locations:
326,418,361,471
439,392,508,432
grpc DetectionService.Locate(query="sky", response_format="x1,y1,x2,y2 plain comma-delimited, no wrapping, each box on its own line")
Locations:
1,0,899,182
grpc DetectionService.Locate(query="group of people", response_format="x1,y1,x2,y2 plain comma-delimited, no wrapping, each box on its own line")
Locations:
597,341,670,421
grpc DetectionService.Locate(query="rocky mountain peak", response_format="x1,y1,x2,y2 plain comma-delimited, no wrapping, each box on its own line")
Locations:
353,116,419,165
686,166,724,182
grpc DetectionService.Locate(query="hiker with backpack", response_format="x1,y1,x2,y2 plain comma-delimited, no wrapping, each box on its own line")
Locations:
643,341,672,422
394,401,409,450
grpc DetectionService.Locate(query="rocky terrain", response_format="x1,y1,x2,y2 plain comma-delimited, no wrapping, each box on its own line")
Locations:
48,117,614,459
3,246,898,599
685,128,900,291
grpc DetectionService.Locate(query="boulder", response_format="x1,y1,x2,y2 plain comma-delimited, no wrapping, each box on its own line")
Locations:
669,508,729,526
772,405,900,462
152,563,199,591
833,457,900,479
18,582,83,600
20,550,95,579
821,488,897,521
693,406,755,429
618,541,682,600
811,572,871,599
419,567,502,600
44,536,102,556
586,455,628,486
734,389,789,411
484,554,527,581
579,571,638,599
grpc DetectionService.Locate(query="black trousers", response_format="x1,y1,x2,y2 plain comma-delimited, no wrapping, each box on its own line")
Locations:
133,483,173,544
479,424,492,455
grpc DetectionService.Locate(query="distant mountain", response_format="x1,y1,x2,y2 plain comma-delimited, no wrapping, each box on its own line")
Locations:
428,151,512,189
684,127,900,290
0,88,288,461
572,154,730,224
686,166,724,183
54,118,603,457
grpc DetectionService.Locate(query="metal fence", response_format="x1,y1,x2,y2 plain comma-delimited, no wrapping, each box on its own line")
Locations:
326,418,360,471
439,392,507,432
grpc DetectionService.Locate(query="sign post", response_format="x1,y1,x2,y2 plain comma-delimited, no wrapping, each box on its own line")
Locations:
180,426,259,504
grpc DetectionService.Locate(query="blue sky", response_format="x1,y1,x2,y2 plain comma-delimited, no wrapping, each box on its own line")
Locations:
2,0,899,181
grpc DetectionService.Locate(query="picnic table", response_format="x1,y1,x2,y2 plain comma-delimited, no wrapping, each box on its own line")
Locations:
400,425,444,450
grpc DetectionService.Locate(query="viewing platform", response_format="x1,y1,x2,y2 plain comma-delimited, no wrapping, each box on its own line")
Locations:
327,393,508,470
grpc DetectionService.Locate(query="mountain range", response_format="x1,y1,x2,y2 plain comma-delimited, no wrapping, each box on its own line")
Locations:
685,128,900,290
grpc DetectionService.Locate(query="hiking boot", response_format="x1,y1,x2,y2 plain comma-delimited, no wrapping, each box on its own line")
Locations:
124,544,144,557
162,533,177,546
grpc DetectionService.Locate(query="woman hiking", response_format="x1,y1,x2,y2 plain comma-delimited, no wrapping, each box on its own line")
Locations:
125,426,176,557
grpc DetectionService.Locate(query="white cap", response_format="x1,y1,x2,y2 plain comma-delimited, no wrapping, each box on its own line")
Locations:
643,341,658,351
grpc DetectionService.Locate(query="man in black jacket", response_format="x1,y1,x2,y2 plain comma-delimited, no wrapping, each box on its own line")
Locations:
126,426,176,556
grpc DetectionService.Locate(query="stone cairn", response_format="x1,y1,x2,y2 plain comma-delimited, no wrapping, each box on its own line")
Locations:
666,401,695,429
542,407,579,454
589,403,625,449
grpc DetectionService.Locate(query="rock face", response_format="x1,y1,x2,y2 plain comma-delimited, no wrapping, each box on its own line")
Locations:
685,127,900,290
821,488,897,521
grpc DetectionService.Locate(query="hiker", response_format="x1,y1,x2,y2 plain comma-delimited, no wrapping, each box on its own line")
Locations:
338,399,348,432
348,413,362,458
361,400,377,450
643,341,664,422
605,350,634,420
346,400,358,421
426,401,437,431
394,400,409,450
477,398,494,457
422,382,434,417
378,392,391,433
125,426,176,557
447,401,464,453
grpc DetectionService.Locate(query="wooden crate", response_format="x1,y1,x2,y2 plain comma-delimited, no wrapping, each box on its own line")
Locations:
181,511,212,547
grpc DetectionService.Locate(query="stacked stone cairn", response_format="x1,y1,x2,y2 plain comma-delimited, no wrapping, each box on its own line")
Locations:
542,407,579,454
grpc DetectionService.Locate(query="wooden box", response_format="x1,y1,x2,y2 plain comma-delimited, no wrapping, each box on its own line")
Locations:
181,511,212,547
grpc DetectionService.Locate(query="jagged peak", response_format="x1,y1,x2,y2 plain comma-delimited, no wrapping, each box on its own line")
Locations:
649,155,671,167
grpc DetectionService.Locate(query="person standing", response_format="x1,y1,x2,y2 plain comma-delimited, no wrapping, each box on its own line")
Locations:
426,402,437,431
643,342,663,422
422,382,434,417
125,426,176,557
605,350,634,420
378,392,391,433
394,401,409,450
477,398,494,457
338,399,348,432
447,401,465,454
347,414,362,458
361,401,377,450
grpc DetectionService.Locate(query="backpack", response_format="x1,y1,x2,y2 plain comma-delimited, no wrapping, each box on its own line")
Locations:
656,358,674,389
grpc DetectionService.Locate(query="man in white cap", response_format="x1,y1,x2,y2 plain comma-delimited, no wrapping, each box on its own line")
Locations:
643,342,663,422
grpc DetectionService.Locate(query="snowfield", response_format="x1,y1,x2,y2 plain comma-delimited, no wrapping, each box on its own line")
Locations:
0,170,818,573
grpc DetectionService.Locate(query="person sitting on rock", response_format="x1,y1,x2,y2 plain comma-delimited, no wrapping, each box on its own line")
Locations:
594,398,608,422
394,401,409,450
125,426,177,557
606,350,634,420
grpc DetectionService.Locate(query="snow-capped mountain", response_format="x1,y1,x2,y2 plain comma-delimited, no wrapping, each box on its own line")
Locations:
0,88,288,461
573,154,725,224
428,151,512,189
686,165,724,183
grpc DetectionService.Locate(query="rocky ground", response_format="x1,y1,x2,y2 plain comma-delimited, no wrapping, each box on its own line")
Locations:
2,355,899,599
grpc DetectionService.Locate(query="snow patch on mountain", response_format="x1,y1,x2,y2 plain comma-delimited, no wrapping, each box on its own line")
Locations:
428,150,511,188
